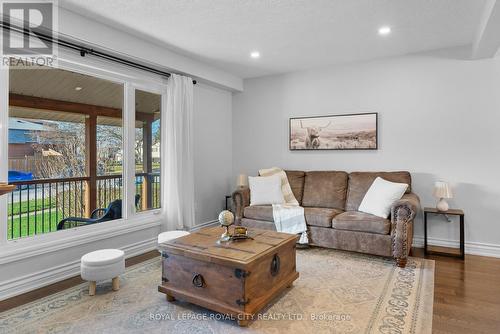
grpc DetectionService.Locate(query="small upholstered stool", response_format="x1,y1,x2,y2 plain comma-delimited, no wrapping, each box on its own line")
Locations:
157,230,190,245
81,249,125,296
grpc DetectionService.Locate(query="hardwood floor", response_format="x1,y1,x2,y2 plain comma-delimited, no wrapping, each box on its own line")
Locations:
412,247,500,334
1,248,500,333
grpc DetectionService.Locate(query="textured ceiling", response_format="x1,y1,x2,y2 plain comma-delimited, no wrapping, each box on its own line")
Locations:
60,0,487,78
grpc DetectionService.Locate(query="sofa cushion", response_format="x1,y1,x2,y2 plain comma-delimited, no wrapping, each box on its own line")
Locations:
345,171,412,211
304,207,343,228
285,170,305,204
301,171,348,209
332,211,391,235
244,205,274,222
260,168,299,205
358,177,408,218
248,175,285,206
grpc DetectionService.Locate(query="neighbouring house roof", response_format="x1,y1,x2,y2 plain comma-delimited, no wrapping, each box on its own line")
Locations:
9,118,48,131
8,118,52,144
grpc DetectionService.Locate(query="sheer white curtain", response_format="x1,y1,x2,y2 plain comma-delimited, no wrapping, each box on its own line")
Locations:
164,74,195,230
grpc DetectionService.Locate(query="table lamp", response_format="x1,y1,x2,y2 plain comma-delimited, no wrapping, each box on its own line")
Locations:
433,181,453,212
237,174,248,189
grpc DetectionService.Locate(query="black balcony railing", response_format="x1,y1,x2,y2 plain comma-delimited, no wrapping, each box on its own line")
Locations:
7,173,160,240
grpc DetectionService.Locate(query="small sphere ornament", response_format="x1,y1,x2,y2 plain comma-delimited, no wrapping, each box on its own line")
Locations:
218,210,234,243
218,210,234,226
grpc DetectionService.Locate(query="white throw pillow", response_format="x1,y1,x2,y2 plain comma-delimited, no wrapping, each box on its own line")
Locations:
248,175,285,206
358,177,408,218
259,167,299,206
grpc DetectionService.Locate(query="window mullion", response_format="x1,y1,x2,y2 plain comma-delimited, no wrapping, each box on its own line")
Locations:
123,83,136,219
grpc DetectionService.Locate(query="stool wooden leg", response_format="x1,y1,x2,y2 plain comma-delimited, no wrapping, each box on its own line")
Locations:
112,277,120,291
89,281,96,296
166,294,175,302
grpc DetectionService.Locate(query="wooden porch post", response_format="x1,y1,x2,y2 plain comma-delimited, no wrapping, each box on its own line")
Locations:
142,120,153,210
85,115,97,217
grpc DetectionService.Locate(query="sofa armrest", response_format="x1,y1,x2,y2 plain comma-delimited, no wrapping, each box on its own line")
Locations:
232,188,250,223
392,192,420,222
390,192,421,267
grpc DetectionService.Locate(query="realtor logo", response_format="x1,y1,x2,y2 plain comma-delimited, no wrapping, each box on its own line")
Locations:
1,0,57,67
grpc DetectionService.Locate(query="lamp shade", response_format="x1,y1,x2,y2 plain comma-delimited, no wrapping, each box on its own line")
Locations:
237,174,248,188
433,181,453,199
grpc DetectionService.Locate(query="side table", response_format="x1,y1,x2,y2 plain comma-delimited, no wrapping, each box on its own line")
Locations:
424,207,464,259
225,195,232,211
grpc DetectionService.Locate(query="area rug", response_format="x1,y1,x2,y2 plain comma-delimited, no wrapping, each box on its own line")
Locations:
0,248,434,334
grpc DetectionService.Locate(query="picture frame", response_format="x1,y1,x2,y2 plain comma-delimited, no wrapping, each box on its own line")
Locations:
289,112,378,150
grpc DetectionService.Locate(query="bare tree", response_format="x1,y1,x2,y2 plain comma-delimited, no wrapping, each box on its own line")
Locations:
29,120,126,217
96,124,122,175
31,122,86,179
135,128,144,168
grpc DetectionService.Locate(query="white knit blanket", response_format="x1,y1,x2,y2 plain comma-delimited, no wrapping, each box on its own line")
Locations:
272,204,309,244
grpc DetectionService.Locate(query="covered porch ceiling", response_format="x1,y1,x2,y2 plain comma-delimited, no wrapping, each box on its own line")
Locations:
9,65,161,127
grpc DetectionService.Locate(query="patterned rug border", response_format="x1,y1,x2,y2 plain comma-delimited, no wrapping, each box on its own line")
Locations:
0,251,435,334
0,257,161,331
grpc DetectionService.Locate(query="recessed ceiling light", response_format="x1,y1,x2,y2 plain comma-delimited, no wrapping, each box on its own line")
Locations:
250,51,260,59
378,26,391,36
75,86,83,91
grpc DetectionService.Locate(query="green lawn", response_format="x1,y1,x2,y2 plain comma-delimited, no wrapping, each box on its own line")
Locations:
8,198,56,216
107,165,161,173
7,180,161,239
7,211,61,240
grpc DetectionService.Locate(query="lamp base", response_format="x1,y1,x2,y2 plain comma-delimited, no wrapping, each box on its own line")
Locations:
436,198,449,212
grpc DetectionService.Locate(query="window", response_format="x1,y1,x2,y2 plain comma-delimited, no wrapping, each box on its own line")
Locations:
7,64,125,239
135,90,161,212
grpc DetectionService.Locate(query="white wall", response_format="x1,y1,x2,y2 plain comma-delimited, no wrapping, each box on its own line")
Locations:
193,83,233,225
232,52,500,256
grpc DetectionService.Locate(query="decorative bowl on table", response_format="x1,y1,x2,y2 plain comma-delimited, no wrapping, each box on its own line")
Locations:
234,226,247,236
231,226,253,241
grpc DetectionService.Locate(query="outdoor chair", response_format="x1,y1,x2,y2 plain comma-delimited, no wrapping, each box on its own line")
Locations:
57,194,140,230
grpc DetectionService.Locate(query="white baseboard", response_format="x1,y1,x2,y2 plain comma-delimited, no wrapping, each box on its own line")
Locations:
413,236,500,258
0,237,157,301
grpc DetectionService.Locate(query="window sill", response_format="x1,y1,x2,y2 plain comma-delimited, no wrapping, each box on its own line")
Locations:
0,213,162,265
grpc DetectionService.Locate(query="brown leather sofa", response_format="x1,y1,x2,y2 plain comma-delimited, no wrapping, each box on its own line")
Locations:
232,171,420,267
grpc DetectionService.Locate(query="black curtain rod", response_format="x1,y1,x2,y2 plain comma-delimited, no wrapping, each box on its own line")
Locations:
0,21,197,85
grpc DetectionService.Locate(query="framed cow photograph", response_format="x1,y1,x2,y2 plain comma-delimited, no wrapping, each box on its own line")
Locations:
289,112,378,150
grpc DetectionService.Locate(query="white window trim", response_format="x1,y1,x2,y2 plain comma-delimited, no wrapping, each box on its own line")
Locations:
0,216,161,265
0,48,168,260
0,67,9,246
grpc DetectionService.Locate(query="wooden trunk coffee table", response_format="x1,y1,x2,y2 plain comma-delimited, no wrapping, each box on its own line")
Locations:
158,226,299,326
